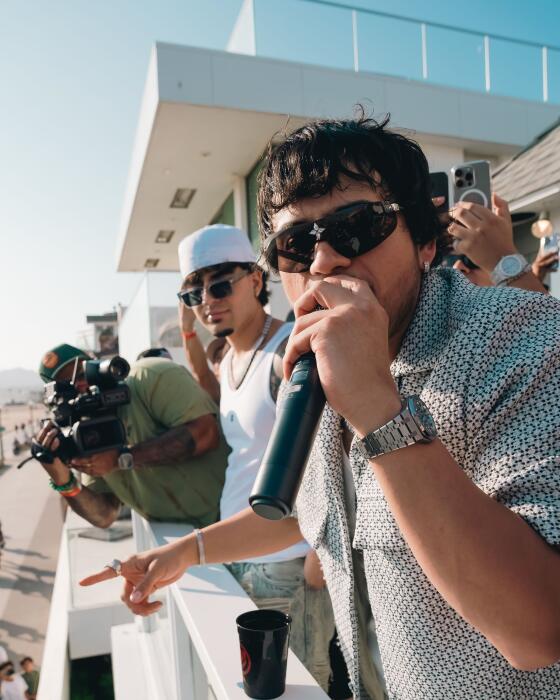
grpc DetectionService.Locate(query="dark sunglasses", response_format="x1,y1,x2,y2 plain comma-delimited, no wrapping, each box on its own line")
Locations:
263,200,404,273
441,254,479,271
178,270,250,307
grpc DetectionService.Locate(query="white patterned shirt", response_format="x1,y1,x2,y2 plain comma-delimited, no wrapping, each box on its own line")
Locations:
296,268,560,699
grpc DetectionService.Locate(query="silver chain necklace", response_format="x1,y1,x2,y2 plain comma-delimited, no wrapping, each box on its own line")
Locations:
229,314,273,390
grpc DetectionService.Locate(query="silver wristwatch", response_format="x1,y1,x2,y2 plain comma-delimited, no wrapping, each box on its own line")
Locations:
117,447,134,471
490,254,530,287
356,396,438,461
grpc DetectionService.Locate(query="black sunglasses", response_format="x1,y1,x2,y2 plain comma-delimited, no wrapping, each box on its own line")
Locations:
178,270,250,307
263,200,404,273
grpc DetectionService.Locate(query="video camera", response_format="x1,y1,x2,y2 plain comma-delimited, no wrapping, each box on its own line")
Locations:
33,356,131,464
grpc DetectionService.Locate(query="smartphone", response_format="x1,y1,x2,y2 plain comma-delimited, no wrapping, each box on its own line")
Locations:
540,234,560,272
451,160,491,208
430,171,449,212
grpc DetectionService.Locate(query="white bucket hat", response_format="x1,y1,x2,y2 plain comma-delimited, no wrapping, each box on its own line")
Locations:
178,224,257,280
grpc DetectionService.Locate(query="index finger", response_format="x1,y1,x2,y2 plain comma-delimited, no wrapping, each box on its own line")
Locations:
79,566,118,587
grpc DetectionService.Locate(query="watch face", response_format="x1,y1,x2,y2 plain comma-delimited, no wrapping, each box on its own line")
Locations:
409,396,437,440
500,256,523,276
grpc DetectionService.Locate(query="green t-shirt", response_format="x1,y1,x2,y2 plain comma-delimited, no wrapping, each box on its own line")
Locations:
84,358,229,527
22,669,40,694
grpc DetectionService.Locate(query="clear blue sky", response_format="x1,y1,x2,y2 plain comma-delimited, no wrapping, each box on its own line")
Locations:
1,0,559,371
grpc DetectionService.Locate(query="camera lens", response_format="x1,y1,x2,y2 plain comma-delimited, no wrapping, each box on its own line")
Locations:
455,169,463,178
456,179,464,188
107,356,130,380
466,173,474,183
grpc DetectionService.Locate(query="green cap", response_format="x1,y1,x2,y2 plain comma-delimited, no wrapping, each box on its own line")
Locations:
38,344,90,383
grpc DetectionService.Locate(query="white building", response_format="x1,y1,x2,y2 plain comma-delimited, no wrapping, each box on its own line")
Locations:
114,1,560,360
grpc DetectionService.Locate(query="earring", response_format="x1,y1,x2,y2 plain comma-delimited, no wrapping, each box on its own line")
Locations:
423,261,430,274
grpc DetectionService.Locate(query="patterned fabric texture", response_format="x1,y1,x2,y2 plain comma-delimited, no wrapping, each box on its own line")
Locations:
296,268,560,700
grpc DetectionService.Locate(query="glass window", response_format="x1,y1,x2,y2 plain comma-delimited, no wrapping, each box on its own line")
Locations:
210,191,235,226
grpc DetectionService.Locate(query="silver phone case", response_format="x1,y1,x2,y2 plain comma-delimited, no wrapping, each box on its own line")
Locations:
451,160,491,208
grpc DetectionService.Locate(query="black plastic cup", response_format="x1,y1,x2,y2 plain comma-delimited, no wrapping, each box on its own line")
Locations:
236,609,291,699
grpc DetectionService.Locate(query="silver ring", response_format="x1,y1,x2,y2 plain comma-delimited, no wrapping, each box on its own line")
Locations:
105,558,122,576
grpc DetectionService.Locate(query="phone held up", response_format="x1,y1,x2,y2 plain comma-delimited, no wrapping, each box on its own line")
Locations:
451,160,491,208
540,233,560,272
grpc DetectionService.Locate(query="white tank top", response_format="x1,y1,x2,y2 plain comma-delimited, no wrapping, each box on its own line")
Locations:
219,322,310,563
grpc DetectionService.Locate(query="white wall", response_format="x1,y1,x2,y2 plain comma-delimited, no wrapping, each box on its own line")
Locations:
118,275,152,364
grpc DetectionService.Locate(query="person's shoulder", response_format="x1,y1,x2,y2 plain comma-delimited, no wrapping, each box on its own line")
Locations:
128,357,194,381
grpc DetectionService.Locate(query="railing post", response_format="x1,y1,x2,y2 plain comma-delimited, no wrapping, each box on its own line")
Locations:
543,46,549,102
131,511,158,634
484,35,491,92
168,590,208,700
421,23,428,79
352,9,359,72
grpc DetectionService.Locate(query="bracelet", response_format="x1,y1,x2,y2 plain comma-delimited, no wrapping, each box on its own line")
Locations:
49,474,77,492
182,330,197,340
61,483,82,498
193,528,206,565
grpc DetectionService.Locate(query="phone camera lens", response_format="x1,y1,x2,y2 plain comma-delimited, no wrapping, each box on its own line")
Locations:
456,178,464,188
466,173,474,183
455,169,463,178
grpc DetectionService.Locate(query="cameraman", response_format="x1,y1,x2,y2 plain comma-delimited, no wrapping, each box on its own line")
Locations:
35,344,229,529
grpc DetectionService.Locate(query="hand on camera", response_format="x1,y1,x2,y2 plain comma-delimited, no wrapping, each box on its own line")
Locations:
35,420,71,482
283,275,401,436
448,193,517,272
71,449,119,477
79,537,196,616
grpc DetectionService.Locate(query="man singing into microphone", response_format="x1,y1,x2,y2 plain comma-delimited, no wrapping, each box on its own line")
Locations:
82,114,560,699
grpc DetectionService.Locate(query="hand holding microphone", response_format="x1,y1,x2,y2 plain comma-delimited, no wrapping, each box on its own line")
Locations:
250,276,400,520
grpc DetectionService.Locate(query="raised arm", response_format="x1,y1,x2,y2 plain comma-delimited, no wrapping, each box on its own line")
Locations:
179,301,221,402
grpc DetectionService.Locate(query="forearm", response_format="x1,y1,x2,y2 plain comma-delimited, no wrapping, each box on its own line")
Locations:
507,270,548,293
131,416,218,467
370,439,560,669
66,487,120,528
182,507,303,565
183,335,220,403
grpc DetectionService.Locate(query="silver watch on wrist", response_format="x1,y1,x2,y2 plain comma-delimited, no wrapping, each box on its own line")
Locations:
490,254,530,287
117,447,134,471
356,396,438,461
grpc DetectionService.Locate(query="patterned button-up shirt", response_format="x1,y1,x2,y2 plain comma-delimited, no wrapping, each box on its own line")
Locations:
296,268,560,699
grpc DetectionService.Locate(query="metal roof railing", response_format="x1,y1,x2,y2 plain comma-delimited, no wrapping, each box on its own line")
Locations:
249,0,560,103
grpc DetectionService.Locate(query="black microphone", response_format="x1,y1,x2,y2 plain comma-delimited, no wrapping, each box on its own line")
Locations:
249,352,326,520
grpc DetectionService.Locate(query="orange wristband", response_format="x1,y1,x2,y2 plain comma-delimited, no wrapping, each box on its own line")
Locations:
182,331,197,340
61,484,82,498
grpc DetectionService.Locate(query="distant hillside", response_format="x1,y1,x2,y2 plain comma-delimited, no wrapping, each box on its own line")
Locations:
0,368,43,405
0,368,42,389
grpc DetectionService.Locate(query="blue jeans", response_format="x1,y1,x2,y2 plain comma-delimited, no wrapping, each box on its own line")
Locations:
227,558,334,692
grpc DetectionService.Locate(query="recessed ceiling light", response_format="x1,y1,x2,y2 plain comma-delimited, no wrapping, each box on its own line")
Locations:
145,258,159,268
170,188,196,209
155,230,175,244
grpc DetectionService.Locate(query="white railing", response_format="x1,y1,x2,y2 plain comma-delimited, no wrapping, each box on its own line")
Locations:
36,528,71,700
234,0,560,104
132,511,328,700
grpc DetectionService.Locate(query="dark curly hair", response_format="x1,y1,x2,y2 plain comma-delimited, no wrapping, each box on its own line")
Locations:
257,112,450,265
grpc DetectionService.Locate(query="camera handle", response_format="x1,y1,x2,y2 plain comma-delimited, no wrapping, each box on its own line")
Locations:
17,440,56,469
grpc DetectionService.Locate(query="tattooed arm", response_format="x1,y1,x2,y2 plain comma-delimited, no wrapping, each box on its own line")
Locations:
130,414,219,466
